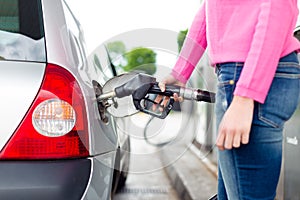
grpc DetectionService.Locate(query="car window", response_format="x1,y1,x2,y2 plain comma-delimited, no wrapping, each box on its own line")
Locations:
0,0,46,62
62,1,85,68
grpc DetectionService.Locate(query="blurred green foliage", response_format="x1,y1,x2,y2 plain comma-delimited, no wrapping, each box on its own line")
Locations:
177,29,188,52
107,41,157,75
106,41,126,57
123,47,156,75
106,28,189,75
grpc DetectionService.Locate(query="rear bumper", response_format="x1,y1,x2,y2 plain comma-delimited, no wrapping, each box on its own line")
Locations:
0,152,116,200
0,159,91,200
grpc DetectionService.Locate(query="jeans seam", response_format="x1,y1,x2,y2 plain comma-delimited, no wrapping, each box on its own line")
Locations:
298,79,300,105
258,104,280,128
217,80,231,87
231,63,238,95
257,75,300,128
274,73,300,78
232,150,242,200
258,114,280,128
233,63,237,82
278,62,300,68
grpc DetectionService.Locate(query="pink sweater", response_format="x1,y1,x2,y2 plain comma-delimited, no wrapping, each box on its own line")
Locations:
172,0,300,103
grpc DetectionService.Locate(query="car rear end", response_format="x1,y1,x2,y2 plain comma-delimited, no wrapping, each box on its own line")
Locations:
0,0,117,199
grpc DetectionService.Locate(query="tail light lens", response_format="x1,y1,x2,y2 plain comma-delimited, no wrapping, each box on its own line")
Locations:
32,99,76,137
0,64,89,160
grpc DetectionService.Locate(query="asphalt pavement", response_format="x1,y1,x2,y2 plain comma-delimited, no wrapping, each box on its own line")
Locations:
113,112,217,200
113,114,181,200
161,143,217,200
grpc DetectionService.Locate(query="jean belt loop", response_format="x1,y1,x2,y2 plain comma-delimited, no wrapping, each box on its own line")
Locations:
215,63,220,74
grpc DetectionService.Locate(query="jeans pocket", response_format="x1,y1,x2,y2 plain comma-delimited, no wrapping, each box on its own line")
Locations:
217,81,234,107
215,63,242,125
258,65,300,128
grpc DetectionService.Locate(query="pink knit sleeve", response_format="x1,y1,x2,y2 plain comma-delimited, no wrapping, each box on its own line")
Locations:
172,1,207,84
234,1,298,103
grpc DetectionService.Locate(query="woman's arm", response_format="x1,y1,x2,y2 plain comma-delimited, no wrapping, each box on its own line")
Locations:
172,0,207,83
234,0,298,103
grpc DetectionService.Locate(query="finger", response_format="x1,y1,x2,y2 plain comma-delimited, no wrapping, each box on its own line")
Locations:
233,132,241,148
154,95,163,104
216,130,225,151
162,96,170,107
153,95,163,110
158,81,166,92
173,93,183,102
241,131,250,144
224,131,234,150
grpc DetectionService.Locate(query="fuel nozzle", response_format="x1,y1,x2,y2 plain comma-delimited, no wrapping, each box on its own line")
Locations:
179,87,216,103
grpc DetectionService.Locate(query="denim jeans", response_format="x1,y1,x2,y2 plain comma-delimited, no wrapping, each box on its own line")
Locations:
215,52,300,200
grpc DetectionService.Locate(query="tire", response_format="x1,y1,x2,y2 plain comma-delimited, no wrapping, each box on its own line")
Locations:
111,137,131,195
116,137,130,191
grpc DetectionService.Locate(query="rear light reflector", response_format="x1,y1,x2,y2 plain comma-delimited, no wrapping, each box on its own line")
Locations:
32,99,76,137
0,64,89,160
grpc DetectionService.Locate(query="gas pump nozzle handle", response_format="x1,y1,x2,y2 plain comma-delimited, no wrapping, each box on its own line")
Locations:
97,73,156,101
131,82,215,119
115,73,156,98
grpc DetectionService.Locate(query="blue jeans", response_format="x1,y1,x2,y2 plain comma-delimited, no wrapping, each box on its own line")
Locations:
215,52,300,200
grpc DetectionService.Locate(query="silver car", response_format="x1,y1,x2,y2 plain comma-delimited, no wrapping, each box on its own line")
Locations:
0,0,130,199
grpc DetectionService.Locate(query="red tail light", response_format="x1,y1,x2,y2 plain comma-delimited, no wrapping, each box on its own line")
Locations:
0,64,89,159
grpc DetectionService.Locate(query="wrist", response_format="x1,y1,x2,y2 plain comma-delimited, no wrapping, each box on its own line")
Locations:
232,95,254,106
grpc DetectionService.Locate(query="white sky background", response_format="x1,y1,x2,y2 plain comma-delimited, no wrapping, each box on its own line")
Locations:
65,0,201,79
66,0,200,54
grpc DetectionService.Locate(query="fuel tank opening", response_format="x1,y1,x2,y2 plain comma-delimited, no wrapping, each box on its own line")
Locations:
92,80,109,124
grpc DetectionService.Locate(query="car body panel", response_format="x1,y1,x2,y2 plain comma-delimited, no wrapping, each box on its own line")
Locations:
0,62,45,150
41,0,118,155
0,0,130,199
0,159,91,200
0,152,115,200
83,151,115,200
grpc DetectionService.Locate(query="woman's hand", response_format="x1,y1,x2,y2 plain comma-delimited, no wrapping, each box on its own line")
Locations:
155,74,185,109
216,96,254,150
